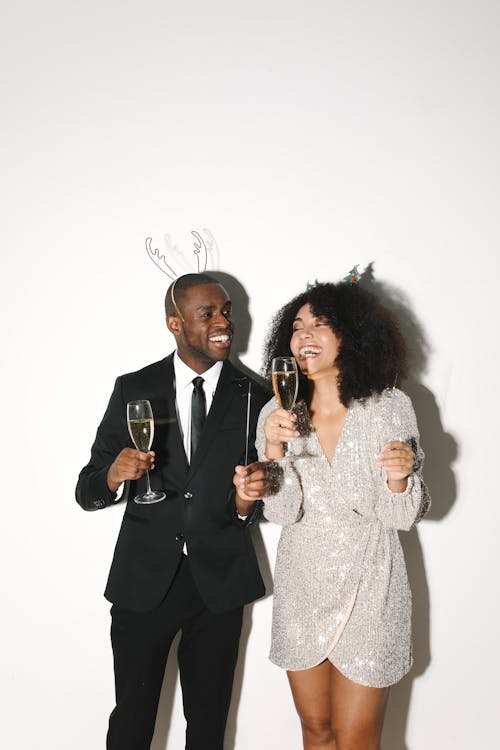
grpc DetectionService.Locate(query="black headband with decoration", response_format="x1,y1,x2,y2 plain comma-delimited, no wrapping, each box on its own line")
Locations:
307,265,362,291
342,265,361,284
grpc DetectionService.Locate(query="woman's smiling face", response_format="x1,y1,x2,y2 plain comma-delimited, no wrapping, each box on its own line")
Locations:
290,303,341,378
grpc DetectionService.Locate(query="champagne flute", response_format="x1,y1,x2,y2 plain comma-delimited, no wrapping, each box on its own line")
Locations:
271,357,299,458
127,400,166,504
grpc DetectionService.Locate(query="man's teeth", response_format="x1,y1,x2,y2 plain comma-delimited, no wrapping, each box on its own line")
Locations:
209,334,230,342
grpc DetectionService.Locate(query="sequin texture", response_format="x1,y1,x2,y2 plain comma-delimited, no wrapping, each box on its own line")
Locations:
257,389,431,688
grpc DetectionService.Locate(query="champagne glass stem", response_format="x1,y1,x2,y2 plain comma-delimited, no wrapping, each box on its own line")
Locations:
283,407,293,456
145,469,153,495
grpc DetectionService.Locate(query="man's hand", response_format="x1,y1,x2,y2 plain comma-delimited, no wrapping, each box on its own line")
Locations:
107,449,155,492
233,462,269,515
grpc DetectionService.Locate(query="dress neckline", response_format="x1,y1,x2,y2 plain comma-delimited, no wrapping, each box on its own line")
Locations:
296,399,352,466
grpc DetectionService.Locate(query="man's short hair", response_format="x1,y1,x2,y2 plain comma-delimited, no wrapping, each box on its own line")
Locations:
164,273,220,316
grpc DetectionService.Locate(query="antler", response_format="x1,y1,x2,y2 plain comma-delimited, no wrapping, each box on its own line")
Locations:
145,229,219,278
191,230,208,273
145,237,178,280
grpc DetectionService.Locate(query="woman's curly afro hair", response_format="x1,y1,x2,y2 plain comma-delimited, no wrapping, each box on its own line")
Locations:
262,282,408,407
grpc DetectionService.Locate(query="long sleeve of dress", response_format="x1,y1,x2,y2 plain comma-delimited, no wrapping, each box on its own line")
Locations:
255,398,304,526
370,389,431,531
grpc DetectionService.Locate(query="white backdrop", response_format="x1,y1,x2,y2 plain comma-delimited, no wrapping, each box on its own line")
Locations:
2,1,499,748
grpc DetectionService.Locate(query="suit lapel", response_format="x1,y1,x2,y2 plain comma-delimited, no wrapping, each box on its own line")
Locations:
155,355,189,479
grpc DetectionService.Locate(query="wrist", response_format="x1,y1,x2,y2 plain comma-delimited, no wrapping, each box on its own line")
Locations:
106,469,121,493
235,494,256,515
387,477,408,493
265,440,285,459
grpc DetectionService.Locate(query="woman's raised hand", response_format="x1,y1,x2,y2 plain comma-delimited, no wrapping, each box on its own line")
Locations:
377,441,415,492
264,408,299,445
264,407,299,459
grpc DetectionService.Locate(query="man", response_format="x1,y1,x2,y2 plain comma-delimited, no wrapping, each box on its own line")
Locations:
76,273,269,750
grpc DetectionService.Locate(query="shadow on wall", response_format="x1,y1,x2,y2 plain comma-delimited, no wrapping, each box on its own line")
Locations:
224,524,274,750
210,270,268,385
151,272,274,750
364,267,458,750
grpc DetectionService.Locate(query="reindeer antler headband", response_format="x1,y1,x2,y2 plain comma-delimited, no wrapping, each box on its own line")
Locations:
145,229,217,279
169,276,185,322
145,228,220,322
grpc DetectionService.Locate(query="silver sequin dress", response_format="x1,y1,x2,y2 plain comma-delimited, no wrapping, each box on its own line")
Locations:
256,389,430,688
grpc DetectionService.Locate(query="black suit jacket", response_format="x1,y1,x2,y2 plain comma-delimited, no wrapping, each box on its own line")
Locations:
76,355,270,613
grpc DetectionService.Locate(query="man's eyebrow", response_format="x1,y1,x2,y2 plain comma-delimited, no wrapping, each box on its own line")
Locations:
195,302,232,312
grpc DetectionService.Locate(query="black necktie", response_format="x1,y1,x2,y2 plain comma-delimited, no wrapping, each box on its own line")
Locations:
190,376,206,460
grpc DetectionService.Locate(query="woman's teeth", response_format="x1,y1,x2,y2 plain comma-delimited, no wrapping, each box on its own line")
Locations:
299,346,321,358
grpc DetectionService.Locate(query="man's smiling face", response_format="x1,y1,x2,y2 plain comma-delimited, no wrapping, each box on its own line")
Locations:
167,283,234,373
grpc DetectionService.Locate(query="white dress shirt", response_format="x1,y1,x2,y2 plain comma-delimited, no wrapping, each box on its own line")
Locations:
173,353,223,463
174,353,248,523
174,355,226,553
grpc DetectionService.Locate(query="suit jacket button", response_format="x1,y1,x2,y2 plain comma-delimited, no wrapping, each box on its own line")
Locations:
184,492,193,499
175,533,184,542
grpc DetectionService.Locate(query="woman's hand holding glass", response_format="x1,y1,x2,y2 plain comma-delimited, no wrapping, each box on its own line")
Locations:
263,408,299,460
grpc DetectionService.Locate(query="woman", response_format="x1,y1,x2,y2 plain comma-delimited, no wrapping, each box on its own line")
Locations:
234,279,430,750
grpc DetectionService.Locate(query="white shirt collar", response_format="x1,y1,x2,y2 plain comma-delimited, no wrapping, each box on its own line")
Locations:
173,352,223,394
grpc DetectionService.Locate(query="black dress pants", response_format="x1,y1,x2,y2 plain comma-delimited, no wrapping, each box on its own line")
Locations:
107,555,243,750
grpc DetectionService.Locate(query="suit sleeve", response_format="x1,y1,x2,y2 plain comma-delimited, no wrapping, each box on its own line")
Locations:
75,377,131,511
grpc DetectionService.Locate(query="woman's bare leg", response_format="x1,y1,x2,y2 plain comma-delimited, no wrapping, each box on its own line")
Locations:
329,663,388,750
287,660,389,750
287,661,336,749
